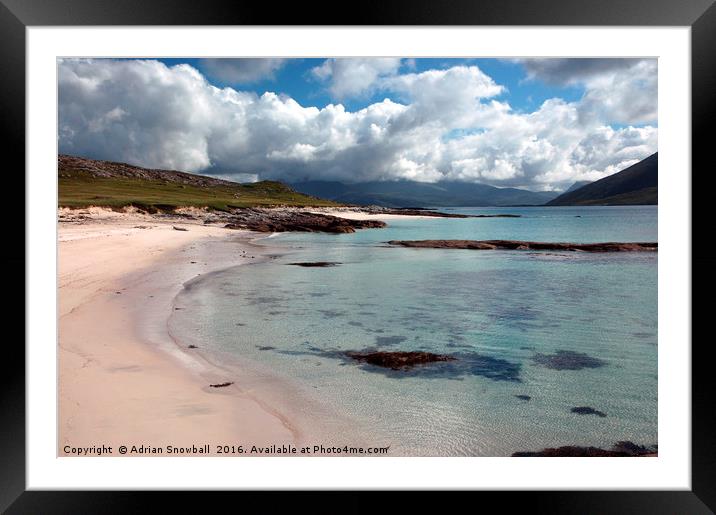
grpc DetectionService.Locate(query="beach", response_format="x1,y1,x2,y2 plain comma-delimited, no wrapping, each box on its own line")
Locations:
58,206,405,456
58,208,300,456
58,205,658,457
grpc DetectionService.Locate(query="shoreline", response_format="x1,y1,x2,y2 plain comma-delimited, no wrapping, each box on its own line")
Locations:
59,206,401,456
59,210,302,456
58,205,656,457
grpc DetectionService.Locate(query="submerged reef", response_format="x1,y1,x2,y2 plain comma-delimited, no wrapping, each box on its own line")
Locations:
345,351,455,370
571,406,607,417
266,342,522,381
532,350,606,370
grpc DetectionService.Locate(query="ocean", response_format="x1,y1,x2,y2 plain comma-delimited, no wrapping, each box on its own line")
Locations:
169,205,657,456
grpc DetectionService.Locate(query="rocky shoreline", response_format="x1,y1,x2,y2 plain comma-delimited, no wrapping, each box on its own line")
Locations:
513,441,657,457
388,240,658,252
224,208,386,233
59,206,387,234
59,205,523,234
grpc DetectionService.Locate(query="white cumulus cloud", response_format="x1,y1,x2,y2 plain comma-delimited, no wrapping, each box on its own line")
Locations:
58,58,658,191
310,58,402,99
517,58,657,125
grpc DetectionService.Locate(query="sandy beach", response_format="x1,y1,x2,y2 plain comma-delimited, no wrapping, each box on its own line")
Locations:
58,209,302,456
58,207,402,456
309,207,433,221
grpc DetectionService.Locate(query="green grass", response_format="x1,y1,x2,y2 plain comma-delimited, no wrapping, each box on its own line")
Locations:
569,187,657,206
59,168,340,211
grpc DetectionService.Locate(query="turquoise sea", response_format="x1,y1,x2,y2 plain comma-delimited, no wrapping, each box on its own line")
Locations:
170,206,657,456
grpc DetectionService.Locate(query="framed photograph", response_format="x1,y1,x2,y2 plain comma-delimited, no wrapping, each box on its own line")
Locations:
4,0,714,511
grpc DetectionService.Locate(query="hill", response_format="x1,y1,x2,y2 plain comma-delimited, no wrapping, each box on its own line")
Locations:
564,180,592,193
546,153,658,206
58,155,339,211
289,180,558,207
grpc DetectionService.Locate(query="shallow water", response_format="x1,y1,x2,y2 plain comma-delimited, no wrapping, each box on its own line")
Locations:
170,206,657,456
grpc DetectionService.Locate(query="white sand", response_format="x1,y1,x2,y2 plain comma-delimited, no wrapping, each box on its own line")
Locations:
59,211,300,455
307,207,431,221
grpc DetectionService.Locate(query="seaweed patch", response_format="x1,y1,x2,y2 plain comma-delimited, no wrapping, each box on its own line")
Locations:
532,350,606,370
571,406,607,417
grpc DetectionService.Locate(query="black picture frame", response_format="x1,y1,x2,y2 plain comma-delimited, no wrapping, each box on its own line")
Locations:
2,0,713,512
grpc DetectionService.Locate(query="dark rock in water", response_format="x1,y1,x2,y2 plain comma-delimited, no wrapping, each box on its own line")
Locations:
343,206,521,218
172,226,188,231
532,350,606,370
288,262,341,267
383,208,471,218
612,441,656,455
280,343,521,381
388,240,657,252
389,209,519,218
513,441,657,457
209,382,234,388
224,208,386,234
471,214,521,218
515,395,532,401
346,351,455,370
256,345,276,351
571,406,607,417
187,345,198,349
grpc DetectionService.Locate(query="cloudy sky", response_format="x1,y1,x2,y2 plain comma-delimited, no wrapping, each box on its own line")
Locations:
58,57,657,191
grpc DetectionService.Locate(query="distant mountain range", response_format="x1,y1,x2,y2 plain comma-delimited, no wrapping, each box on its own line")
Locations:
59,152,657,211
289,180,558,207
547,153,658,206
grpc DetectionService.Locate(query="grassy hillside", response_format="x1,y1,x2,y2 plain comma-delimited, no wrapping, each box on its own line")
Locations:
547,153,657,206
561,186,658,206
58,155,339,211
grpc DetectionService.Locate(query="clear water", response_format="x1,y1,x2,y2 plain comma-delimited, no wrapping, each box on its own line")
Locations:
170,206,657,456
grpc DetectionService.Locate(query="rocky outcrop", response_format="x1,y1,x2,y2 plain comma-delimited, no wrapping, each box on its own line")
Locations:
288,262,341,267
345,351,456,370
513,441,657,457
388,240,657,252
224,209,387,233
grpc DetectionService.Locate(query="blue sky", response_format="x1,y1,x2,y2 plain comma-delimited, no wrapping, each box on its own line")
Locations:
156,58,585,114
59,57,657,190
